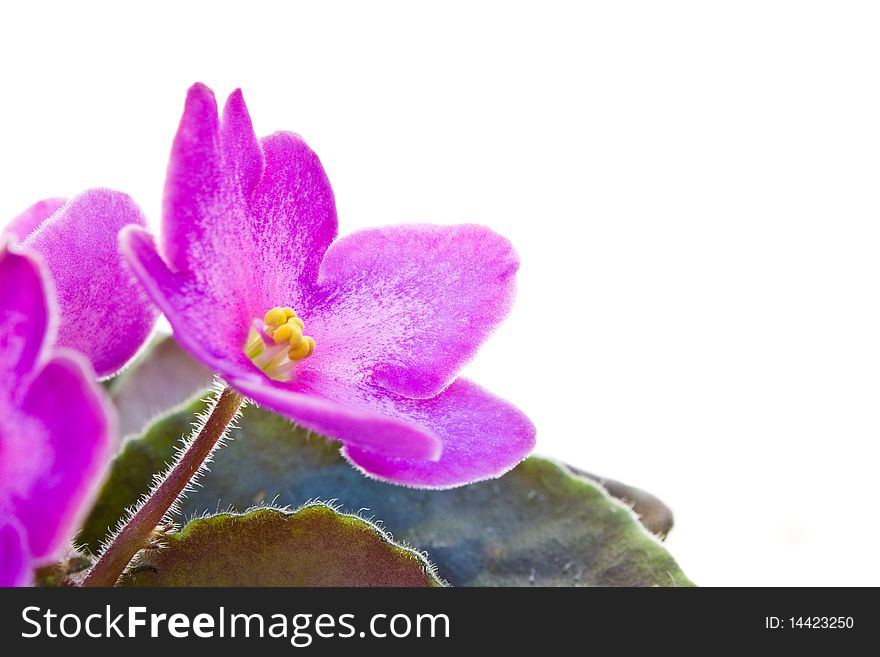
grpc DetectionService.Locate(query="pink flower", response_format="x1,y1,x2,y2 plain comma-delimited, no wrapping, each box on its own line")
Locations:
4,190,158,377
0,242,113,586
122,84,535,488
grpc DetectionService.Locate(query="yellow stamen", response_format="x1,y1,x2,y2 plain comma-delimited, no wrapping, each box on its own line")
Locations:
289,336,315,361
264,307,288,327
289,320,305,346
247,306,316,381
272,320,303,345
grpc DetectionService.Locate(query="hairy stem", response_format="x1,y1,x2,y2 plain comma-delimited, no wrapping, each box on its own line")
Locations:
82,385,245,587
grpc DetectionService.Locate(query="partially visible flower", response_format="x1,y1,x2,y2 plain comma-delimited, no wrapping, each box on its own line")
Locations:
122,83,535,488
3,190,158,377
0,242,113,586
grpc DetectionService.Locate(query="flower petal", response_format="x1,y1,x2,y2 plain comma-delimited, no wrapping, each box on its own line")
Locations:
229,369,534,488
0,242,52,388
22,190,158,377
221,89,264,197
162,82,228,272
2,198,67,241
228,371,442,461
341,378,535,488
249,131,338,306
0,520,30,587
309,224,518,398
162,84,336,303
15,352,112,561
120,225,254,373
161,84,264,313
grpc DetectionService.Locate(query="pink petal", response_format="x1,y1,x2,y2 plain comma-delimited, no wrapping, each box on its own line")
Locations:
249,131,338,309
341,378,536,488
229,369,534,487
2,198,67,241
161,84,336,306
310,224,518,399
162,82,227,272
221,89,264,197
15,353,113,561
160,84,263,325
0,242,52,388
120,225,254,373
23,190,158,377
228,371,442,460
0,521,29,587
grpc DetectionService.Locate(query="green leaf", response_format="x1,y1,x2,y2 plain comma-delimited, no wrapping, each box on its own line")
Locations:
77,400,197,554
117,505,442,587
107,334,214,438
83,395,693,586
568,468,674,539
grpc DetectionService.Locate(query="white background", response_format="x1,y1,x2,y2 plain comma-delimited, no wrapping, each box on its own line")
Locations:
2,1,878,586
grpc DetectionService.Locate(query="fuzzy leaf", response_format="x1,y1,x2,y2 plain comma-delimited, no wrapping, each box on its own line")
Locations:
569,469,674,538
117,505,442,587
82,395,692,586
77,402,195,554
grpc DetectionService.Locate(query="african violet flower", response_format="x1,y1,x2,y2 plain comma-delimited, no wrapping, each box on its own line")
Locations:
4,190,157,377
121,84,535,488
0,242,112,586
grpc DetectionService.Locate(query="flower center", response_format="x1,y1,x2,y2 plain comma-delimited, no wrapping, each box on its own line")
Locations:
244,306,316,381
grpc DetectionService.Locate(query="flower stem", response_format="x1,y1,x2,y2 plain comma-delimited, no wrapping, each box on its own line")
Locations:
82,385,245,587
